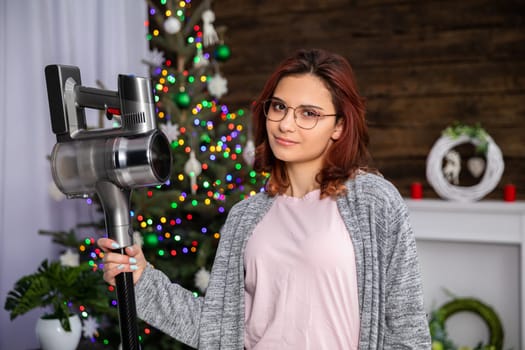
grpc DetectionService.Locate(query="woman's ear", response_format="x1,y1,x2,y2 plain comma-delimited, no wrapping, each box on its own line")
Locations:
331,119,344,141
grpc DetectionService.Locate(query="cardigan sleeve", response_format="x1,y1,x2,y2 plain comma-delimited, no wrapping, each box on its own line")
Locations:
134,264,203,348
134,195,256,349
379,182,431,348
341,174,431,349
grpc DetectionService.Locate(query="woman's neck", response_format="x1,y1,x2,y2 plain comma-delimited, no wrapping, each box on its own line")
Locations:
284,164,320,198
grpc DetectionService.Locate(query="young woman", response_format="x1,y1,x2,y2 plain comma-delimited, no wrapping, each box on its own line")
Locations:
98,49,431,349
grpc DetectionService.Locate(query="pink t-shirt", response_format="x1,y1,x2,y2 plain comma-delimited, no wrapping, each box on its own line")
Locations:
244,190,360,349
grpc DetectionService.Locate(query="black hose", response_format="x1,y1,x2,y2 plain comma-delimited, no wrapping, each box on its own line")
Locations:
115,248,140,350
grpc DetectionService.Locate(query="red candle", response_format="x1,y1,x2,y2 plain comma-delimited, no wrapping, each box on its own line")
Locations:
504,184,516,202
411,182,423,199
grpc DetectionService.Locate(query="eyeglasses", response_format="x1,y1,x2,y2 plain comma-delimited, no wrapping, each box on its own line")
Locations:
262,98,337,130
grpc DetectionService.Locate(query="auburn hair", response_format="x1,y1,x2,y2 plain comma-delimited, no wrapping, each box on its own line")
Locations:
252,49,372,198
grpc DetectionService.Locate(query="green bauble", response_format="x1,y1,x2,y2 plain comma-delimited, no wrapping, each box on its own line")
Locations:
214,44,231,62
143,232,159,247
173,91,191,109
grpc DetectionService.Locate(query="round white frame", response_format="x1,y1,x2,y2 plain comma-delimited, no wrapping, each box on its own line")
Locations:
426,134,504,202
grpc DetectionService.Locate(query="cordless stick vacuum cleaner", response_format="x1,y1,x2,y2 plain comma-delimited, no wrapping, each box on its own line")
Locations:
45,64,172,350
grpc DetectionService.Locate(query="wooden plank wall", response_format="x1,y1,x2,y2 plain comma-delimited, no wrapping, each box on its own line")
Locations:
212,0,525,200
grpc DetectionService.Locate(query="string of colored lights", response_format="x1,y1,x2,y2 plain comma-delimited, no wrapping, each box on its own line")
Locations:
73,0,265,346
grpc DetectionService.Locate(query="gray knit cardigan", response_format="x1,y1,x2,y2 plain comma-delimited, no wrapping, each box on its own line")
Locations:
135,173,431,349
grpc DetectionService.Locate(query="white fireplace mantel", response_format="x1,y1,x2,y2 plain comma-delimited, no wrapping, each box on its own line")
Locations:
406,199,525,349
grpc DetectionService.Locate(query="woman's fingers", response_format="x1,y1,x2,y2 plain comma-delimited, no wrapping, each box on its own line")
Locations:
97,237,117,252
97,238,146,285
102,260,138,286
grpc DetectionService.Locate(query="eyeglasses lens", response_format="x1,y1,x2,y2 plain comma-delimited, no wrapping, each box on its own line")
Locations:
263,100,317,129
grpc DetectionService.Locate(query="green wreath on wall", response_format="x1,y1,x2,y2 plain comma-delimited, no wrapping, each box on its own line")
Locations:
429,297,504,350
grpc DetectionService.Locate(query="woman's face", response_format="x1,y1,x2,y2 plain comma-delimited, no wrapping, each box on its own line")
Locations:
266,74,342,173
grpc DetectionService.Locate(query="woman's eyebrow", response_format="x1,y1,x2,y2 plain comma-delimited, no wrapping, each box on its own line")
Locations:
269,96,285,103
271,96,325,110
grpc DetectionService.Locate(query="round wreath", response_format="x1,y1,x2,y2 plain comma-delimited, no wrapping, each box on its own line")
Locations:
426,124,504,202
429,298,504,350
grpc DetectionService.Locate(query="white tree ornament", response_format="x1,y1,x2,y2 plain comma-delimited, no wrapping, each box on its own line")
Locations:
145,48,165,67
133,231,144,247
242,139,255,166
426,134,504,202
194,267,211,293
193,47,210,69
160,122,180,142
208,73,228,99
59,248,80,267
201,9,219,47
163,17,182,34
184,150,202,194
82,316,100,338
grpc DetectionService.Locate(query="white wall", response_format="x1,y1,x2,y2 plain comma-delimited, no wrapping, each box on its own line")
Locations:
0,1,149,349
419,241,520,349
408,199,524,349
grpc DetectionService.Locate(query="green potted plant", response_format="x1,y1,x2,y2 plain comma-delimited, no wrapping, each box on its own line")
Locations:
4,247,112,350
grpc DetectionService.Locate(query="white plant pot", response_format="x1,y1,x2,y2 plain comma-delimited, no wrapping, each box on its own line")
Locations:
35,314,82,350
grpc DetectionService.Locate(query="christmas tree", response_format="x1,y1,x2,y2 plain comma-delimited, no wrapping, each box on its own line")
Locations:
130,0,265,347
33,0,265,349
136,0,264,287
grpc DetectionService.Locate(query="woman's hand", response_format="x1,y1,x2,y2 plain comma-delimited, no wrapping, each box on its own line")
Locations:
97,238,147,286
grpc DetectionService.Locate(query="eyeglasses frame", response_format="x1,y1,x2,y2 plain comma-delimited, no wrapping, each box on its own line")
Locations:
262,98,338,130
